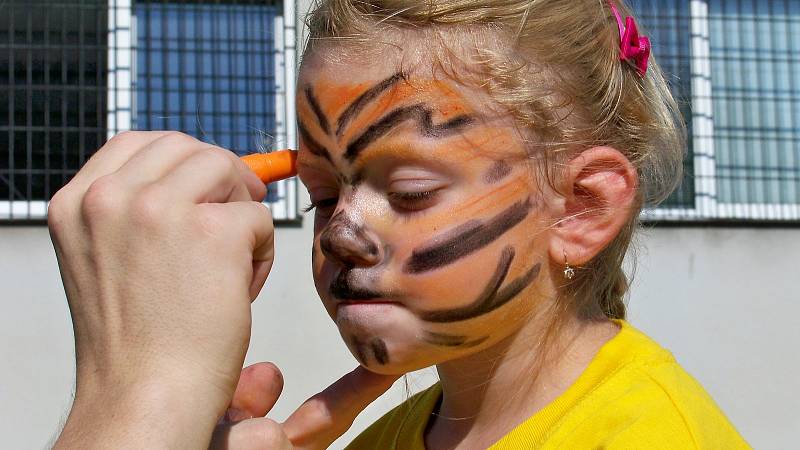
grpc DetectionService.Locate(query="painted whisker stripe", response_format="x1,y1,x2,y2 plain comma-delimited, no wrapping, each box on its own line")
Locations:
304,86,330,134
484,160,512,184
422,331,489,348
336,72,407,137
370,338,389,365
419,246,514,323
345,103,474,162
403,197,532,274
297,121,333,162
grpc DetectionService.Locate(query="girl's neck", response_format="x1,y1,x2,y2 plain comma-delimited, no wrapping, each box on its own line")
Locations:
426,309,620,450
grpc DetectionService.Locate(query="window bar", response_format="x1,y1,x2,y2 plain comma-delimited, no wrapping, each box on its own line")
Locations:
96,3,104,166
763,0,780,218
44,3,51,201
8,6,15,214
60,4,68,190
145,0,152,131
79,2,86,170
270,8,287,219
193,2,203,140
225,6,235,151
783,0,800,206
160,1,168,131
689,0,717,220
26,4,33,217
283,0,298,220
243,6,255,154
177,1,186,136
211,5,221,147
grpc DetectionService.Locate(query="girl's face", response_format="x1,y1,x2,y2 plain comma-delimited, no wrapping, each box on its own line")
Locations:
297,53,554,374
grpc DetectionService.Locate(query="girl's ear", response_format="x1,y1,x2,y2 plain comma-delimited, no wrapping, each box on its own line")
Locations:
548,146,638,266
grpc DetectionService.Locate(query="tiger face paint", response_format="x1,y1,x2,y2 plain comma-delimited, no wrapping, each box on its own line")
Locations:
296,55,551,374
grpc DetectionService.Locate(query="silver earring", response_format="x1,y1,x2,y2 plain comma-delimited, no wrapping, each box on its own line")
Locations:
563,250,575,280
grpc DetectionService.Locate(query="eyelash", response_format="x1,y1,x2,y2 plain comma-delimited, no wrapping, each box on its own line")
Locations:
302,190,440,214
303,198,338,214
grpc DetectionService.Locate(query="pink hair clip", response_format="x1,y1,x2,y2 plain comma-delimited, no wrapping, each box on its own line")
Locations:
607,0,651,76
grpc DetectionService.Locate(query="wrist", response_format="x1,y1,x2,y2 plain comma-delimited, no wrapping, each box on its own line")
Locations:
56,378,224,450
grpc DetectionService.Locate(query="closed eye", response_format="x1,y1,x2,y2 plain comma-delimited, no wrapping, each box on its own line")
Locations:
388,189,440,212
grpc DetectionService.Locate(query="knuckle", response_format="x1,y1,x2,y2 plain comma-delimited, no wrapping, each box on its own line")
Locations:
253,419,290,448
304,397,336,429
81,175,122,221
47,188,76,232
201,147,238,174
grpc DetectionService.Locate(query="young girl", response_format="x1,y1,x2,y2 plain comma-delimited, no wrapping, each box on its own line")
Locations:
295,0,750,448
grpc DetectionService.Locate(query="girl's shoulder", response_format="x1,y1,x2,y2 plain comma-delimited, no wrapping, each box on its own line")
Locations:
495,321,752,449
346,322,751,449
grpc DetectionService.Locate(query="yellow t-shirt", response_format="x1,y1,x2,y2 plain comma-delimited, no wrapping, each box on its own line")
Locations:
346,321,750,449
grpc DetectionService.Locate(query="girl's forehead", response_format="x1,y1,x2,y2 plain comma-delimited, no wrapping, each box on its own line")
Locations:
300,73,478,125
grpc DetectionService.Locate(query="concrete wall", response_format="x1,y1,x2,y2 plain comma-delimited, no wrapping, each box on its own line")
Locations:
1,223,798,449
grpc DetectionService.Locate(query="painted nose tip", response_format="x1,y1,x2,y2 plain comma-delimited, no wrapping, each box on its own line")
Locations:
319,216,381,267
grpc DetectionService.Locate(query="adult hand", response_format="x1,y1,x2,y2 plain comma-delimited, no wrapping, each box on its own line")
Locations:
211,363,400,450
50,131,274,449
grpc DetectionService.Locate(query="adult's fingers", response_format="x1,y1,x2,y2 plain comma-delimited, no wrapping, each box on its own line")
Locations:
207,201,274,262
282,367,400,450
155,145,266,204
105,132,209,192
210,418,293,450
65,131,174,192
224,362,284,422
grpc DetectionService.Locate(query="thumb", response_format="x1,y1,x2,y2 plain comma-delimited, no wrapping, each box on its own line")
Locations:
282,367,400,450
210,417,293,450
224,362,284,422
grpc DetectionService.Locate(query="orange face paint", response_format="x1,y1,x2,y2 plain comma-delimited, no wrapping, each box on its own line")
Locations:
295,63,547,374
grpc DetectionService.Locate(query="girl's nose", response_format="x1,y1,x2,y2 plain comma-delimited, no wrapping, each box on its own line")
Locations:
319,212,381,267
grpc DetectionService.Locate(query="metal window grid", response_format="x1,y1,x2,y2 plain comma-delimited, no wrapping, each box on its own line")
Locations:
3,0,800,224
1,0,298,223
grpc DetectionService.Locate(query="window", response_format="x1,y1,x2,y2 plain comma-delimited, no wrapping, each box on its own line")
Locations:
1,0,298,222
639,0,800,222
1,0,107,219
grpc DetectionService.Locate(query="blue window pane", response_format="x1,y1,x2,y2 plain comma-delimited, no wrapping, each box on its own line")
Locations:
134,3,279,156
709,0,800,205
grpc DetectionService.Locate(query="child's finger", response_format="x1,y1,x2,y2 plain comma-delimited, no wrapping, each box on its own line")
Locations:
210,418,293,450
225,362,284,421
281,367,400,450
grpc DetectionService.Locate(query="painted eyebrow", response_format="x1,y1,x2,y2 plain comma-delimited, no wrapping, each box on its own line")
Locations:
344,103,475,163
297,120,333,163
304,86,330,134
336,71,406,137
418,246,542,323
403,197,533,274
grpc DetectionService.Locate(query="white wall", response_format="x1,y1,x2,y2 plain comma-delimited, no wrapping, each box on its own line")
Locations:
1,223,798,449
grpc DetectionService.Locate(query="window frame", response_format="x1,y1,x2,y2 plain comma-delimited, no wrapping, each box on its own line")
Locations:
643,0,800,223
1,0,300,224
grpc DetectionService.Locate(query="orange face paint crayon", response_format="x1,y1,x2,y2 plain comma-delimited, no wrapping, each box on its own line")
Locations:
240,149,298,184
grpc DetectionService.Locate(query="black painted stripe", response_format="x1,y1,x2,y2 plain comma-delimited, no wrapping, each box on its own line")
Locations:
484,160,512,184
370,338,389,365
336,72,406,137
422,331,489,348
403,197,532,274
419,246,513,323
297,120,333,163
304,86,330,134
344,103,473,163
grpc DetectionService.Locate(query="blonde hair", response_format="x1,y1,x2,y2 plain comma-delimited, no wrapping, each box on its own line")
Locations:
302,0,686,320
